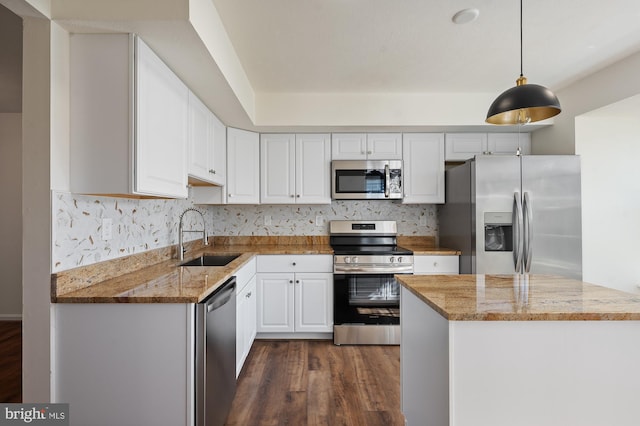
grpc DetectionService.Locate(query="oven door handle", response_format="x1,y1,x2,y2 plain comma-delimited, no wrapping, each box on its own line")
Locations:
384,164,390,198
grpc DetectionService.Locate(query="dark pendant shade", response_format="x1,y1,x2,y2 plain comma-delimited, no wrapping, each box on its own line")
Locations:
486,78,561,125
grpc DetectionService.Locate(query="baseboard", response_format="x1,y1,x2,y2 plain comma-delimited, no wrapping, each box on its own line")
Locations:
0,314,23,321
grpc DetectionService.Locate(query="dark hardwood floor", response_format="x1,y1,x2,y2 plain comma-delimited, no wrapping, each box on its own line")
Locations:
0,320,22,403
226,340,403,426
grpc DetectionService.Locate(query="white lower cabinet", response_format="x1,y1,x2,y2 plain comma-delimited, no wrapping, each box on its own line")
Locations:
235,257,257,377
414,255,459,274
256,255,333,335
236,276,256,377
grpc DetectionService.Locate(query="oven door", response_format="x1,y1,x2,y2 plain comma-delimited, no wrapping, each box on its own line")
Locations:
333,273,402,326
332,160,403,200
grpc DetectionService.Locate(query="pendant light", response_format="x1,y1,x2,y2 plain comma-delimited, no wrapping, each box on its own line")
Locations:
486,0,561,125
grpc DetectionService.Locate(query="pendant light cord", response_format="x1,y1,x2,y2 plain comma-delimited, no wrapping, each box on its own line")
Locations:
520,0,523,78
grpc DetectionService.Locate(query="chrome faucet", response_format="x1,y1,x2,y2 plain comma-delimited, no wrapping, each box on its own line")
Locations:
178,208,208,261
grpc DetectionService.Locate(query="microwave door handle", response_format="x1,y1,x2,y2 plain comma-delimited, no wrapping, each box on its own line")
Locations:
384,164,390,198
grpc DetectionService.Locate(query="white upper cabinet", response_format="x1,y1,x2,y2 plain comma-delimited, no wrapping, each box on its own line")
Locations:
445,133,531,161
70,34,188,198
210,113,227,186
366,133,403,159
444,133,488,161
226,128,260,204
332,133,402,160
487,133,531,156
402,133,445,204
261,133,331,204
187,91,225,186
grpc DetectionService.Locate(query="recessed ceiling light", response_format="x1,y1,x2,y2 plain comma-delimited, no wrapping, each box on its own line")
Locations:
452,8,480,25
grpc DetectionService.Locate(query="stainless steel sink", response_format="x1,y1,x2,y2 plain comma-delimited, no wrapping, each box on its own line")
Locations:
180,254,240,267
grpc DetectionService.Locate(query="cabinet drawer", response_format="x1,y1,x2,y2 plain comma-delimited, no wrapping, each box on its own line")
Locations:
414,255,459,274
256,255,333,273
235,257,257,292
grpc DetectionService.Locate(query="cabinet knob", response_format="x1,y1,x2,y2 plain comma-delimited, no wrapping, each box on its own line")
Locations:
289,280,293,284
246,292,252,298
296,194,300,198
290,194,295,198
209,169,216,174
434,262,438,267
367,151,372,154
292,262,296,266
295,280,300,284
228,193,232,197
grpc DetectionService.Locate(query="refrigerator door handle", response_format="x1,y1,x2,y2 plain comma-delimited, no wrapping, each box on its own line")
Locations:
513,192,524,273
523,192,533,273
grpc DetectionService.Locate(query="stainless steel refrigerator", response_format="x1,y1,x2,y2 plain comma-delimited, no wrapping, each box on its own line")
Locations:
439,155,582,280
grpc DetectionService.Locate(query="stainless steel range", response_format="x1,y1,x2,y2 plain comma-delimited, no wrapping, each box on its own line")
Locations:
330,220,413,345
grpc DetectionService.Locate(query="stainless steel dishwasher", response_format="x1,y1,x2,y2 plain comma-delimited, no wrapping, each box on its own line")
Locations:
195,276,237,426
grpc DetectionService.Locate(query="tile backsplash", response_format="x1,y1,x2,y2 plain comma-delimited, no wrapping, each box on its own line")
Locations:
209,201,437,237
52,190,437,272
52,191,206,272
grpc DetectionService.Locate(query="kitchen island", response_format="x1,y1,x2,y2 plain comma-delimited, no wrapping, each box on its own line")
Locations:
398,274,640,426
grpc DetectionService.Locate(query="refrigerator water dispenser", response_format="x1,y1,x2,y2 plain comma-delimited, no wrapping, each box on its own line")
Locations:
484,212,512,252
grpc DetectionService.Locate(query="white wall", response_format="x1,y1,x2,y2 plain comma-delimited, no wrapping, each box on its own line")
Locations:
21,14,53,403
576,99,640,294
0,113,23,318
532,51,640,154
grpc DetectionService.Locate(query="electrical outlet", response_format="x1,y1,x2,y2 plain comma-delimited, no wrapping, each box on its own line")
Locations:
101,218,113,240
315,215,323,226
419,215,427,227
264,215,272,226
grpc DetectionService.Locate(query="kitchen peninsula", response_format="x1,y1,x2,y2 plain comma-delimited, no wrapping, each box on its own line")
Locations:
399,274,640,426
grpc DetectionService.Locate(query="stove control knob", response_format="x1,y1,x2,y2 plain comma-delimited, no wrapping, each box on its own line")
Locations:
397,257,403,263
352,257,359,264
389,256,396,263
344,256,351,264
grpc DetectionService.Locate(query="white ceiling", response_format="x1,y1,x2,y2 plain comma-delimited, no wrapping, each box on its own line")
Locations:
211,0,640,95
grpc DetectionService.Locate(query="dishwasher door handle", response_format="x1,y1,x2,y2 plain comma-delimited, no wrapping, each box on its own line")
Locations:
205,282,235,313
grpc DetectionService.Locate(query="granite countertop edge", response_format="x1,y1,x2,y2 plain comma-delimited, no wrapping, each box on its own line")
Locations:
398,274,640,321
53,244,459,304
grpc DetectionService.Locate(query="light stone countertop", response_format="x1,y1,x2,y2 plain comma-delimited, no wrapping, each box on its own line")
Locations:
398,274,640,321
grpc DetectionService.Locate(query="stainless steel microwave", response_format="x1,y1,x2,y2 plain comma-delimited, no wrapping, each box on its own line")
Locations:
331,160,403,200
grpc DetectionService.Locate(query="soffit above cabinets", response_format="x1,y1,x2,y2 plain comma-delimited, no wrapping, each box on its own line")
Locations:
43,0,640,131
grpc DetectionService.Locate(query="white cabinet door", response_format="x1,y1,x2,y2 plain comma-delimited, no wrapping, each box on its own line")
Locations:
261,134,331,204
413,255,459,274
367,133,403,160
445,133,488,161
296,134,331,204
402,133,445,204
487,133,531,155
257,273,295,332
260,134,296,204
236,275,257,377
295,273,333,333
210,113,226,185
227,128,260,204
187,91,213,182
70,34,189,198
332,133,402,160
135,36,188,198
331,133,367,160
245,276,257,349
